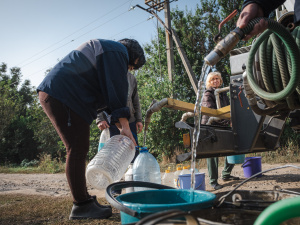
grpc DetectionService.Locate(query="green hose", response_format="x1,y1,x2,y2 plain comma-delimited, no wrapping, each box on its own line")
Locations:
254,196,300,225
242,18,300,106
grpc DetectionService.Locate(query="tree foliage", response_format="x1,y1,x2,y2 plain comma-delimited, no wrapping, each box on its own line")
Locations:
1,0,299,164
0,62,61,164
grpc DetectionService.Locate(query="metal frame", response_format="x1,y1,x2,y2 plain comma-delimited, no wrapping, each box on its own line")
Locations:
175,46,288,162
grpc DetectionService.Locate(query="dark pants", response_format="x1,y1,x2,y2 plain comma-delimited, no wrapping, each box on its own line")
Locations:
109,122,139,163
39,91,90,203
207,157,234,185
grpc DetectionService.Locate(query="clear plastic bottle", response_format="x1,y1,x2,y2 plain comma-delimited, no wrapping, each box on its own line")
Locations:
180,166,191,175
86,135,135,189
162,169,174,187
133,147,161,192
124,164,134,193
98,128,110,152
173,166,182,188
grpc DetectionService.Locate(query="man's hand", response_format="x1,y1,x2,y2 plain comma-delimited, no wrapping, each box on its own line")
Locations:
97,121,110,130
236,3,267,41
118,118,137,146
136,122,143,134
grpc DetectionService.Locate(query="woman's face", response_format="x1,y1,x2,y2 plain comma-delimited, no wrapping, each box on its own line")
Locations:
209,75,221,88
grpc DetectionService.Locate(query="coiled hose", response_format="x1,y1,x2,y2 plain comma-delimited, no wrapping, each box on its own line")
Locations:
241,18,300,112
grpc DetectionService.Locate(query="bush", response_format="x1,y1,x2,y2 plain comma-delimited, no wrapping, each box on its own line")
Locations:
38,154,64,173
20,159,39,168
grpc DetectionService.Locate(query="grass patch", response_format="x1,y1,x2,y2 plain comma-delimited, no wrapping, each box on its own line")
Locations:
0,194,121,225
0,154,65,174
0,166,44,174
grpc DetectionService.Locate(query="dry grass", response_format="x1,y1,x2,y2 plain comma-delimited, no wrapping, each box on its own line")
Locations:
0,194,121,225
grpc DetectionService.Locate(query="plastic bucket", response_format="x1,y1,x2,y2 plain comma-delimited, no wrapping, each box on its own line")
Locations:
116,189,216,224
178,173,205,191
227,154,245,164
241,156,262,178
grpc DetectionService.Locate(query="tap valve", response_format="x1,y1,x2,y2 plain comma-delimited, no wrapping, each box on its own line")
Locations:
204,27,244,66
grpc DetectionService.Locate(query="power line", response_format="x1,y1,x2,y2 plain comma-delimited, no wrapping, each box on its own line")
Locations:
21,17,153,87
16,0,132,67
20,9,130,69
108,17,152,40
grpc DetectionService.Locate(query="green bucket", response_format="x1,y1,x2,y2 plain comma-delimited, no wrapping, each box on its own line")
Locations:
115,189,216,224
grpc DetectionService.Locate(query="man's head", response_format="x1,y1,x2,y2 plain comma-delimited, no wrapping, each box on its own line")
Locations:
118,38,146,70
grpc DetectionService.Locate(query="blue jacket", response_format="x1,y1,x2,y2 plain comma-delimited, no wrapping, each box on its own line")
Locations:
242,0,300,23
37,39,130,125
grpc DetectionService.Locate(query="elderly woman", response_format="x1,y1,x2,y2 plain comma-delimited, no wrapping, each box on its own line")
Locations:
201,71,239,190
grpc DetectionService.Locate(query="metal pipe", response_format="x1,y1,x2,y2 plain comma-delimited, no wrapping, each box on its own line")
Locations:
214,87,230,109
180,112,194,123
144,98,168,131
206,117,222,125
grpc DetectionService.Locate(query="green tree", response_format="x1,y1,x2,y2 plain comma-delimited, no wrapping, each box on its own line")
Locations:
136,0,245,160
0,63,62,164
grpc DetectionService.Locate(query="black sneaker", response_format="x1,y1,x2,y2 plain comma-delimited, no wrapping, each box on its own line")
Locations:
211,183,224,190
69,198,112,220
222,175,240,181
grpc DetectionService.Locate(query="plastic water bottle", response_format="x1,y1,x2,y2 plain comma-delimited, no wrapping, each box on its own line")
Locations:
173,166,182,188
124,164,134,193
162,169,174,187
98,128,110,152
180,166,191,175
86,135,135,189
133,147,161,192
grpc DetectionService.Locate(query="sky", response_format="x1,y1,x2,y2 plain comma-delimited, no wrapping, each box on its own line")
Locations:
0,0,200,88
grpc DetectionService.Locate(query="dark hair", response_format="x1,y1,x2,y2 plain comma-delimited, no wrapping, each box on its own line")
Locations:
118,38,146,69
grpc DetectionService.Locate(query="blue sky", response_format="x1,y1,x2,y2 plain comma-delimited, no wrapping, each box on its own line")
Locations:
0,0,200,87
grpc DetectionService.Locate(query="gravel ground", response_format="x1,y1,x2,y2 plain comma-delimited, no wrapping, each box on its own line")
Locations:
1,163,300,197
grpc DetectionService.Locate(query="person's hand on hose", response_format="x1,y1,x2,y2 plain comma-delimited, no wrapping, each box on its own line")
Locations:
237,3,268,41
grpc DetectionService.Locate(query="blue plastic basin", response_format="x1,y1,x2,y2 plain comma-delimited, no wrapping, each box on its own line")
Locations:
116,189,216,224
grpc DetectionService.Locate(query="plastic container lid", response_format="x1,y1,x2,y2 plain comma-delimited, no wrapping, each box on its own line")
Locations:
140,147,148,153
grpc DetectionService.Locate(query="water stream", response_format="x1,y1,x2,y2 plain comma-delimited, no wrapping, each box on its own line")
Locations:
142,63,211,201
190,63,211,194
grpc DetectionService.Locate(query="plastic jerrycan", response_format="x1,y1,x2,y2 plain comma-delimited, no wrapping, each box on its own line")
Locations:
180,166,191,175
132,147,161,192
162,169,174,187
86,135,135,189
124,164,134,193
98,128,110,152
173,166,182,188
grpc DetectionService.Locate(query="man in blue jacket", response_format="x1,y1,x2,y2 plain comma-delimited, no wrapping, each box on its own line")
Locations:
37,38,145,220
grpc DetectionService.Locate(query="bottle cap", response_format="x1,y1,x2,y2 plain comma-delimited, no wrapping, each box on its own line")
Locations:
183,166,188,169
165,169,170,173
177,167,182,171
140,147,148,153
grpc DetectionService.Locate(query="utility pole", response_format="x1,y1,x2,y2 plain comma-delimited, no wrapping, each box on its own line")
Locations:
140,1,198,94
164,1,175,86
144,0,175,96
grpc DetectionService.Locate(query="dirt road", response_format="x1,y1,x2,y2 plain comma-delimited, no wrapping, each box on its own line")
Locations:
1,163,300,197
